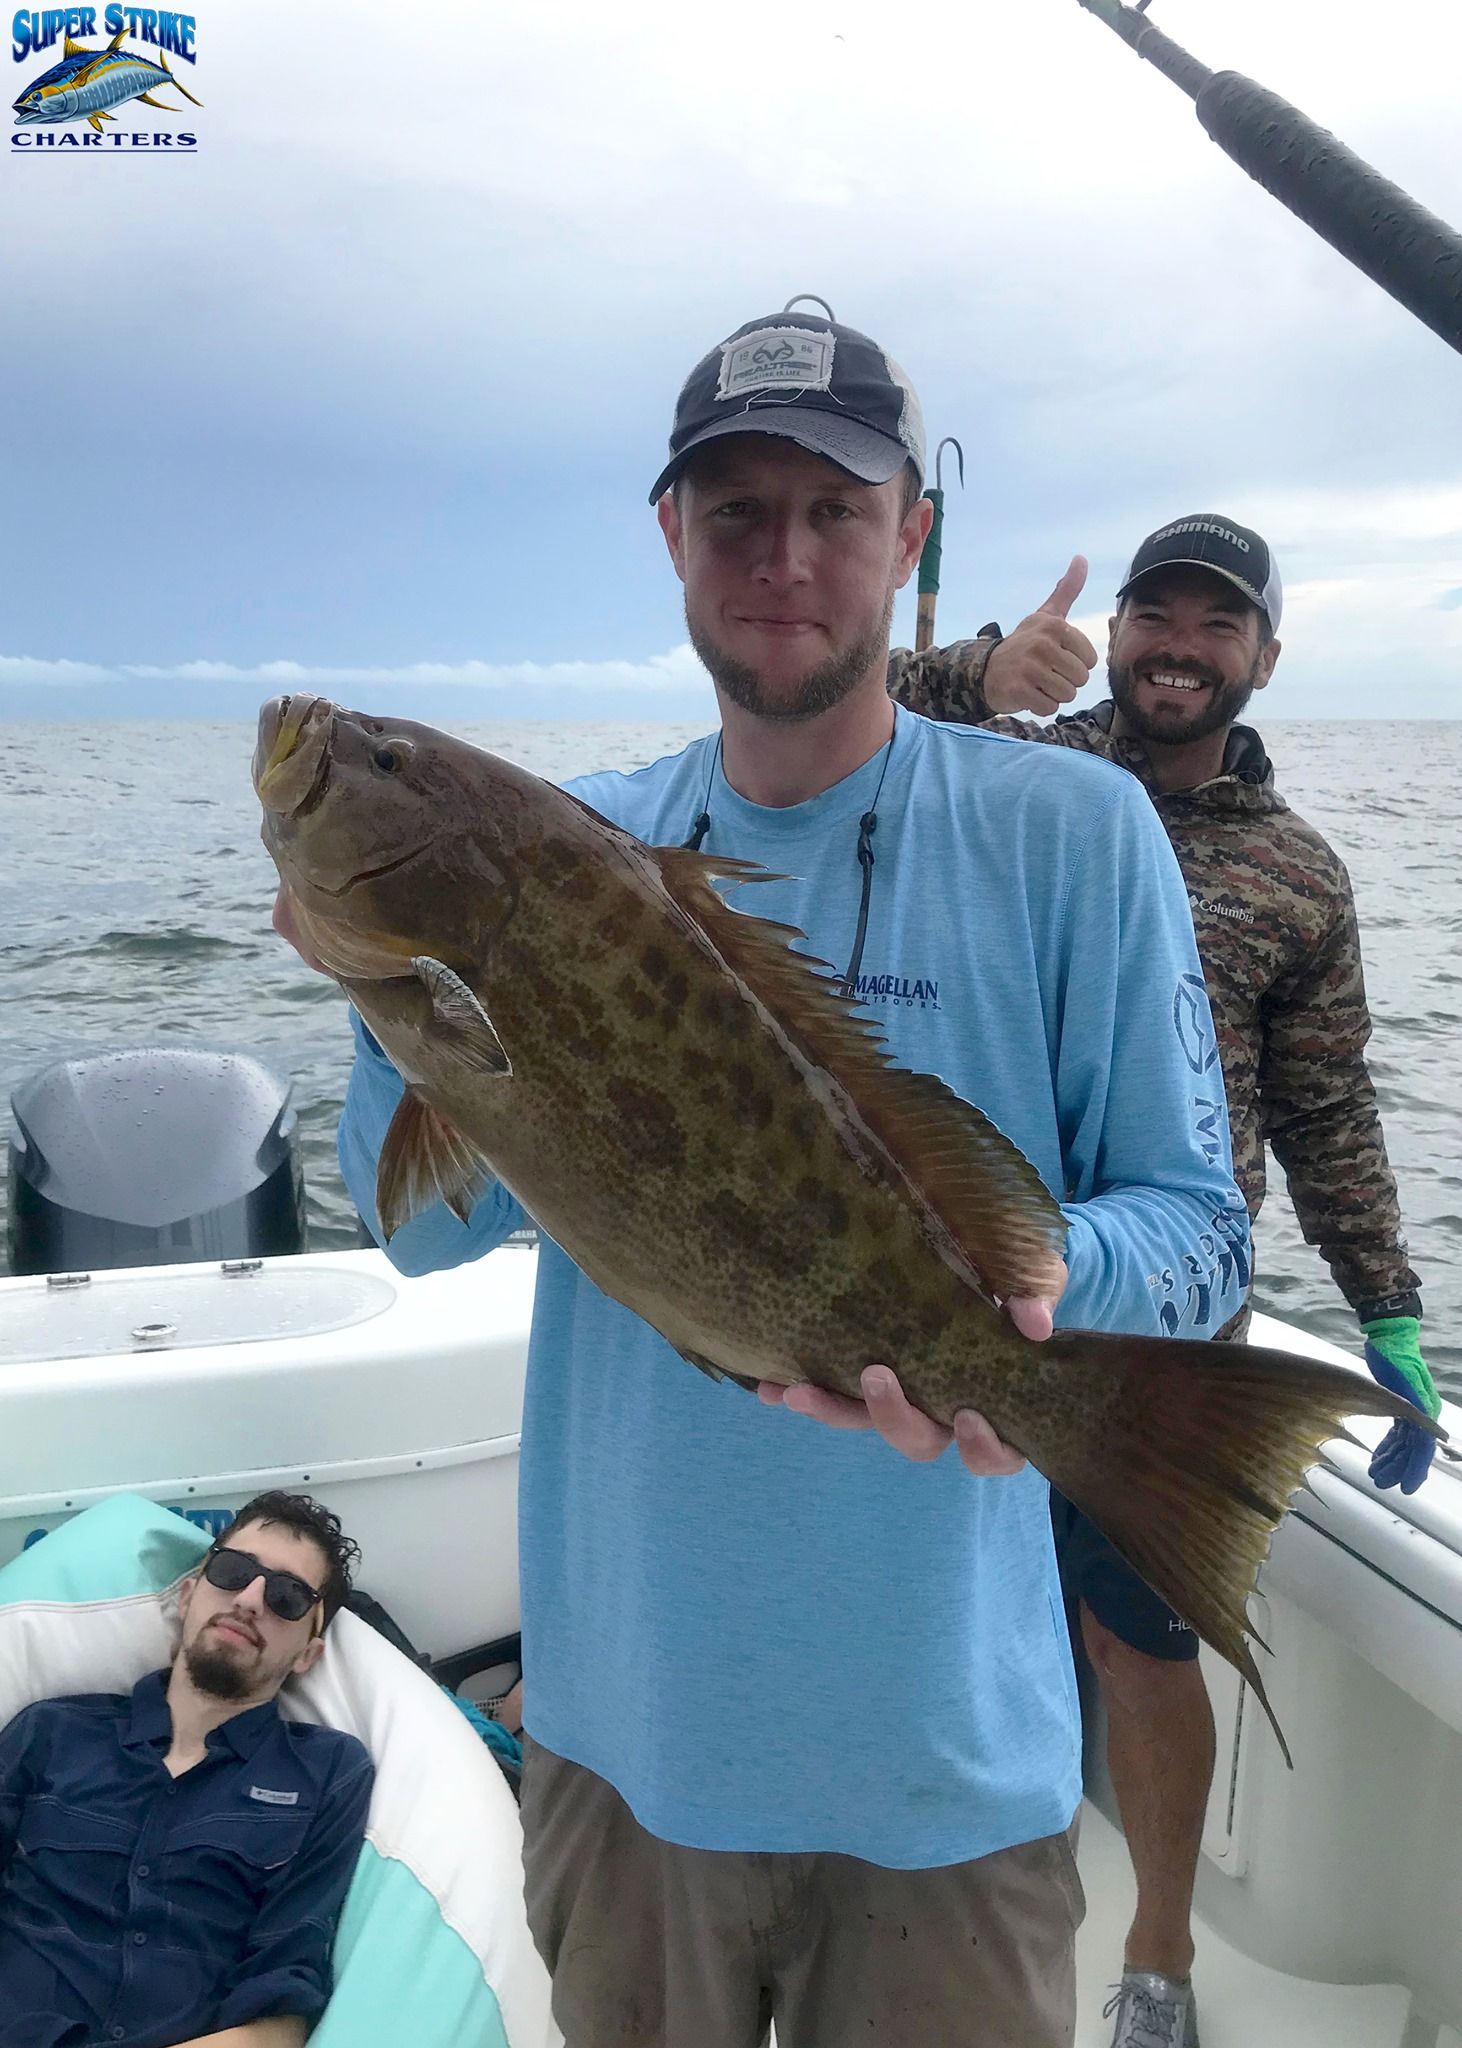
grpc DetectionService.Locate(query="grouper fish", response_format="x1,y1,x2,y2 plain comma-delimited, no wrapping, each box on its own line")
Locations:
254,693,1442,1760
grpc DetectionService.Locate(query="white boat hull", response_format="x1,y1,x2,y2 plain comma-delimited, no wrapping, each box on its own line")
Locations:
2,1253,1458,2042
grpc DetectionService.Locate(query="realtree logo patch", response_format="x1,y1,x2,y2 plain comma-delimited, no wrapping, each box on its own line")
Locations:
716,326,835,400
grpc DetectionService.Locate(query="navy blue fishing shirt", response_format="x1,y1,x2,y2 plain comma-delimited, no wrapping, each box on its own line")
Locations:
0,1668,373,2048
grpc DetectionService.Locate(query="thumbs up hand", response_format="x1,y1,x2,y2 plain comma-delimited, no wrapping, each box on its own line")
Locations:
983,556,1099,716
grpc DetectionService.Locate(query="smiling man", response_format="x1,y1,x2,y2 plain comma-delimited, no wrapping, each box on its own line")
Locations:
0,1493,373,2048
890,518,1438,2048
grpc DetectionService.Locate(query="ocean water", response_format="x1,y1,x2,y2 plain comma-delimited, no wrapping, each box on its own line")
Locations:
1,717,1457,1391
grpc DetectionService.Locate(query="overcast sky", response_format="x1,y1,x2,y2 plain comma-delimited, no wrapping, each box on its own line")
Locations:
2,0,1459,722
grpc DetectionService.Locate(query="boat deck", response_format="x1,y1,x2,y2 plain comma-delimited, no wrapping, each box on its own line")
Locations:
1074,1802,1456,2048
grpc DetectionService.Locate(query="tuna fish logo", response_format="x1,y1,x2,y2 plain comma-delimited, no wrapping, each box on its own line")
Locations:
12,26,202,133
1173,971,1219,1076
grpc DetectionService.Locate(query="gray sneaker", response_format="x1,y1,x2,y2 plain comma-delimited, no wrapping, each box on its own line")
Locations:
1102,1970,1199,2048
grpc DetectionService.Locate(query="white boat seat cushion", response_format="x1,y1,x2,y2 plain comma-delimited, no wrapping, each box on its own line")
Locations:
0,1491,559,2047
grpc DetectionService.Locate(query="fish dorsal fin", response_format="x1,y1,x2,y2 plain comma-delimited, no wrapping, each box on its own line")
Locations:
63,33,90,56
69,27,126,87
652,845,1068,1301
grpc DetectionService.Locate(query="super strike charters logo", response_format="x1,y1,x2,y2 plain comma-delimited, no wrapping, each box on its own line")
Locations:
12,7,201,150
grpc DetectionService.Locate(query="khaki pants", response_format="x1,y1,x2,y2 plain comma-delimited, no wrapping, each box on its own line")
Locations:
521,1735,1084,2048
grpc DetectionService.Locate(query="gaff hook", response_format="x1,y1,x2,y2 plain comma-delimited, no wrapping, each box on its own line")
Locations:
915,438,965,652
934,437,966,493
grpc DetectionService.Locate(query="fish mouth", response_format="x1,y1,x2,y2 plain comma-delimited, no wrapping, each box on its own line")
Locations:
254,694,335,816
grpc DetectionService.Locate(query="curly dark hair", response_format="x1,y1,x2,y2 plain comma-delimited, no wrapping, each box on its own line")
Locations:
216,1491,361,1630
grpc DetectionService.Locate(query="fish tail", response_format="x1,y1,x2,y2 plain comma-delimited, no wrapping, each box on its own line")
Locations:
1035,1328,1444,1767
157,49,203,106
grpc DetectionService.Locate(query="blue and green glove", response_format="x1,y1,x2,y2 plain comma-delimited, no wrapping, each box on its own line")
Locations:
1361,1315,1442,1494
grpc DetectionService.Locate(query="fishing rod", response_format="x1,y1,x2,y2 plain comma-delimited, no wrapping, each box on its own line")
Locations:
1077,0,1462,357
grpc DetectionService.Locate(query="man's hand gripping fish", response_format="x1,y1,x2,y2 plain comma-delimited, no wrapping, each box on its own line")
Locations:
254,694,1443,1762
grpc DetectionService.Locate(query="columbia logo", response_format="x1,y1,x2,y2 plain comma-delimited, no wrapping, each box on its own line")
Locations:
1196,899,1255,925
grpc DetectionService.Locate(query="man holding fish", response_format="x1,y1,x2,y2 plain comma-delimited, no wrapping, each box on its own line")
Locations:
261,308,1431,2048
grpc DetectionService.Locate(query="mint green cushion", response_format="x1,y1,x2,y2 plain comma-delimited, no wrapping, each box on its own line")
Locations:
0,1493,551,2047
0,1490,206,1601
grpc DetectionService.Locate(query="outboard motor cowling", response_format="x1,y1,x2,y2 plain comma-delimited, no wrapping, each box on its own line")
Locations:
7,1048,306,1276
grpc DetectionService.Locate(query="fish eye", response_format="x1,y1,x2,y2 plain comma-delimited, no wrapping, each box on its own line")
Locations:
370,738,415,775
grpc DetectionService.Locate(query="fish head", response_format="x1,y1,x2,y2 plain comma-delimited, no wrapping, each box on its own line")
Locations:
12,85,66,123
254,695,525,982
13,61,80,122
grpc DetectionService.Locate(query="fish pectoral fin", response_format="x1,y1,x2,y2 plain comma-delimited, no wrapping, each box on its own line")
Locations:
1035,1329,1447,1771
376,1086,494,1238
411,956,511,1078
104,25,127,51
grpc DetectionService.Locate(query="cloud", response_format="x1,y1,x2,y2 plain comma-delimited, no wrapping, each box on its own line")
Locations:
0,645,721,723
2,0,1458,717
112,645,714,695
0,656,114,686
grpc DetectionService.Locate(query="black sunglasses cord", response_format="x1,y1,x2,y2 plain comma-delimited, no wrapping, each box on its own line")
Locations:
682,725,895,1000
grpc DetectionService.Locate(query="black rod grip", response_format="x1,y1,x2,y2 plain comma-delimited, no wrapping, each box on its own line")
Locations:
1197,71,1462,356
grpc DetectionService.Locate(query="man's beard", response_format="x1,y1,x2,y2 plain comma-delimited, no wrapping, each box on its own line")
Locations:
184,1628,262,1701
687,589,895,723
1109,651,1263,746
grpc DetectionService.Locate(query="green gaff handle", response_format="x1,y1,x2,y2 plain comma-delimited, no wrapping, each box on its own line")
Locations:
917,486,945,596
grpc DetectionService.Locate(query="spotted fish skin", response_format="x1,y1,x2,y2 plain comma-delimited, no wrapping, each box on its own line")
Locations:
330,770,1037,1415
252,692,1441,1758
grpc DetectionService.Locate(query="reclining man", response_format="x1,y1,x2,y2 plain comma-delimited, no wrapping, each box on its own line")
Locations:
890,518,1440,2048
0,1491,374,2048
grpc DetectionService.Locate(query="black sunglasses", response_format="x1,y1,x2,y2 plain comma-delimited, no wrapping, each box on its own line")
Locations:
202,1546,325,1626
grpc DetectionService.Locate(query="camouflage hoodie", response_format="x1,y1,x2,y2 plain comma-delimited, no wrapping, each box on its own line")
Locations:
888,639,1421,1321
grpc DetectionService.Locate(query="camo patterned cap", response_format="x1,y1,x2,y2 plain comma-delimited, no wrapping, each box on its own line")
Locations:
649,310,925,503
1117,515,1283,634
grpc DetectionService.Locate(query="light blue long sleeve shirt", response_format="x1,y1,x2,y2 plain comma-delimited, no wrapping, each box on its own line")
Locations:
339,707,1248,1867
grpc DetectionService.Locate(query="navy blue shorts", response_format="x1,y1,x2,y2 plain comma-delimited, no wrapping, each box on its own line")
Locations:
1049,1490,1200,1663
